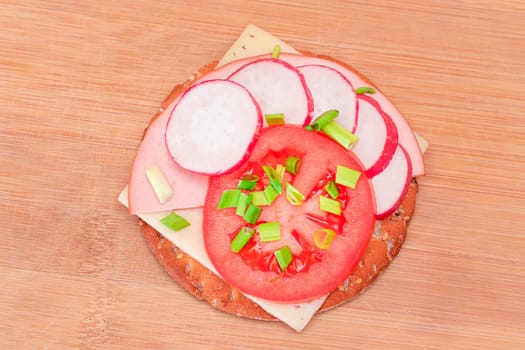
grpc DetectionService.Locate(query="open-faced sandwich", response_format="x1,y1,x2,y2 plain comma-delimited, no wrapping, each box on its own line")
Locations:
118,25,427,331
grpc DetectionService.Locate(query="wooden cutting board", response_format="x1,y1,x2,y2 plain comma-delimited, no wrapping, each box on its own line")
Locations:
1,0,524,348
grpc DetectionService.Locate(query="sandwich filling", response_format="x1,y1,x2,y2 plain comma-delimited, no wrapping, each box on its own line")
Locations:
120,24,425,331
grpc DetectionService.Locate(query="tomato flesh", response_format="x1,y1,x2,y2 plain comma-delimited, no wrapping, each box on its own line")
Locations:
203,125,376,303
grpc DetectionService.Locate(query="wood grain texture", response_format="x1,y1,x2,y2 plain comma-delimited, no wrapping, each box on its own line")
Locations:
1,0,524,349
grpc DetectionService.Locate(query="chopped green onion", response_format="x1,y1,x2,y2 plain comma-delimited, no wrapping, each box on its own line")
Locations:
160,212,191,231
285,182,305,206
264,184,280,204
319,196,341,215
313,228,336,250
145,165,173,204
237,174,259,191
324,180,340,199
274,246,293,272
252,191,270,206
271,44,281,58
263,165,280,183
355,86,376,95
258,222,281,242
285,156,301,175
230,227,255,253
321,120,358,149
235,192,252,216
265,113,285,125
305,109,339,131
243,205,262,224
275,164,286,182
263,165,283,193
217,189,241,209
335,165,361,189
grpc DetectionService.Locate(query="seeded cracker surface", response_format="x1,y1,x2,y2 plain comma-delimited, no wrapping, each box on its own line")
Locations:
138,53,419,320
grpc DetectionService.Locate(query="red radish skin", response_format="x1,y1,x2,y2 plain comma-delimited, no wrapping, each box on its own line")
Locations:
278,53,425,176
352,95,399,177
165,79,262,175
203,126,376,303
297,64,358,132
371,145,412,219
229,58,314,126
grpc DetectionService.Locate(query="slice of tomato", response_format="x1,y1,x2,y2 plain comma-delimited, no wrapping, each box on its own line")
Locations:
203,125,376,303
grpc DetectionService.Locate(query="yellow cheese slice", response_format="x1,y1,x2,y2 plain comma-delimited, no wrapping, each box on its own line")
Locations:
217,24,300,67
118,186,325,332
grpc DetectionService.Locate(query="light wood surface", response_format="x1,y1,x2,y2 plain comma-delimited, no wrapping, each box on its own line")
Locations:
1,1,524,349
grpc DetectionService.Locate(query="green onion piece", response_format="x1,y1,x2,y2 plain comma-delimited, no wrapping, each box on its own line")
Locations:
313,228,336,250
285,156,301,175
335,165,361,189
145,165,173,204
263,165,283,193
265,113,285,126
264,184,280,204
243,205,263,224
355,86,376,95
271,44,281,58
230,227,255,253
274,246,293,272
319,196,342,215
324,180,340,199
275,164,286,182
285,182,305,206
305,109,339,131
252,191,270,206
321,120,359,149
237,174,259,191
160,212,191,231
235,192,252,216
258,222,281,242
217,189,241,209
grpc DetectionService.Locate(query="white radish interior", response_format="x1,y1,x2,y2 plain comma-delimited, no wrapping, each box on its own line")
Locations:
165,79,261,175
352,96,399,177
352,98,388,171
371,145,412,218
229,58,312,126
297,64,357,131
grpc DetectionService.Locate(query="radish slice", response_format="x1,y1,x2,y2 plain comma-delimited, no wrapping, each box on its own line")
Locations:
278,53,425,176
297,64,357,132
165,79,262,175
352,95,399,177
229,58,313,126
371,145,412,219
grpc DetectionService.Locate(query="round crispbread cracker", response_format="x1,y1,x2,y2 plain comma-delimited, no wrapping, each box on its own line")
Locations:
136,54,419,320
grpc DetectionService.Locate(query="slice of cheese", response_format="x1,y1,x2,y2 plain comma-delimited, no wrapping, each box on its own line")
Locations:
118,187,325,331
415,132,429,154
217,24,300,67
